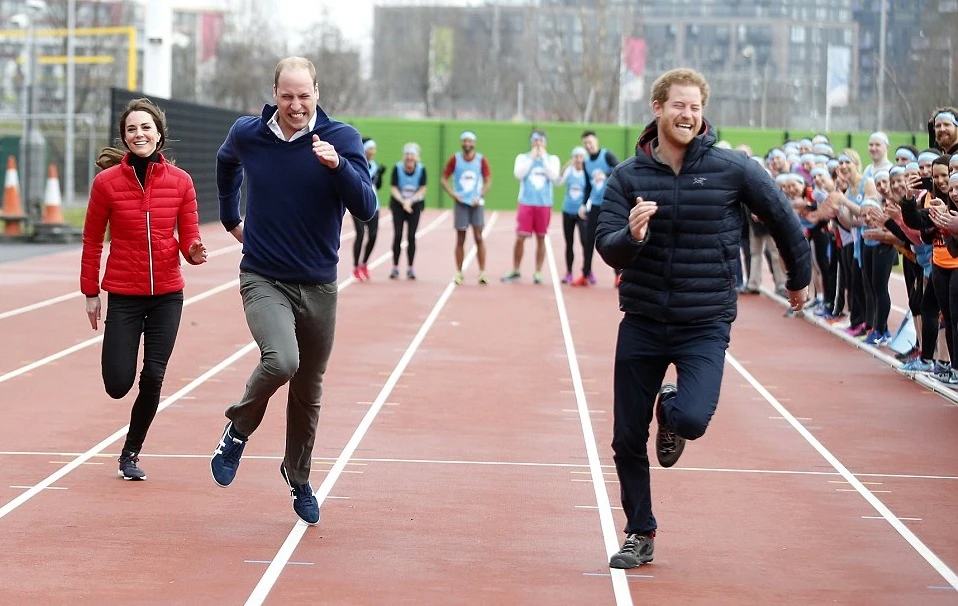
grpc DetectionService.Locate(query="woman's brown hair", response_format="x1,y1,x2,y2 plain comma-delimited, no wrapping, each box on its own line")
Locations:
95,97,169,170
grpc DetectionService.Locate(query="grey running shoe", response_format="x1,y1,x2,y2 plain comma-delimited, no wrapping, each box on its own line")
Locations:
655,383,685,468
609,532,655,569
117,450,146,481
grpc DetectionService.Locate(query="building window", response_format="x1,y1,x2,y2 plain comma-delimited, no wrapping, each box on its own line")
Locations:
791,26,806,44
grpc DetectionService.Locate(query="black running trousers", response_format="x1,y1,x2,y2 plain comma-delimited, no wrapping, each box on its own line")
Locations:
611,313,730,536
102,290,183,453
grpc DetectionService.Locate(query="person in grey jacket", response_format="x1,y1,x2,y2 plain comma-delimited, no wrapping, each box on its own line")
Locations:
595,67,811,569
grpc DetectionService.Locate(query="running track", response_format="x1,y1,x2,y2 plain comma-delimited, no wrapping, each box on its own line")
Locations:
0,210,955,605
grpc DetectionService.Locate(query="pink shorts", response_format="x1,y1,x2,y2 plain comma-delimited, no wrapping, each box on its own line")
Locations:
516,204,552,236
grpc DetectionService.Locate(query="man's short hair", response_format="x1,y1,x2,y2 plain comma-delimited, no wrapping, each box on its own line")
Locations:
274,56,317,89
650,68,710,107
581,130,597,139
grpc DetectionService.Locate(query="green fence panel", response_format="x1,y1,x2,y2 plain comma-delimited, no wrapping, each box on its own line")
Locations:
347,118,444,208
848,131,924,169
714,127,786,156
344,117,927,207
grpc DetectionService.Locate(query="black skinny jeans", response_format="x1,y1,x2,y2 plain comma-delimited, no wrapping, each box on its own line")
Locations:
390,200,423,267
102,291,184,454
860,243,896,335
838,244,866,326
931,265,958,366
920,275,941,361
582,206,600,276
562,211,587,274
352,211,380,266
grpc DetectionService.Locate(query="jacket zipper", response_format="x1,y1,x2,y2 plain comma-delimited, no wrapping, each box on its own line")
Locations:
140,164,155,295
662,170,679,310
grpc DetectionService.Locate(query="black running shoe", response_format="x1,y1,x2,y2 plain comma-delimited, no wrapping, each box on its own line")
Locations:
609,532,655,568
655,383,686,468
117,450,146,481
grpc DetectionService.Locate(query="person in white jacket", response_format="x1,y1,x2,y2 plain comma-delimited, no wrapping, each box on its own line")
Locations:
502,130,561,284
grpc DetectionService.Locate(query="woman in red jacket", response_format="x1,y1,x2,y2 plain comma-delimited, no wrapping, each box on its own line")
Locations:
80,98,207,481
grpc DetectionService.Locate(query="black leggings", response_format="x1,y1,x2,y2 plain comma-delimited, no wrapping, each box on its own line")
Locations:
931,265,958,366
582,206,600,276
562,212,587,274
844,245,867,327
352,211,379,266
390,201,423,266
861,243,896,334
810,228,837,306
103,291,184,454
902,257,924,317
920,275,940,361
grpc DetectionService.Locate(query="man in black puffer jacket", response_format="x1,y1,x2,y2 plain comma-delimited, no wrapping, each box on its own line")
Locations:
596,68,811,570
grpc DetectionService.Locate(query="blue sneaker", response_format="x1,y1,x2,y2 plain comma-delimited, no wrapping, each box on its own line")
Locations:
211,421,247,487
898,358,935,374
501,271,521,283
862,330,882,346
280,463,320,525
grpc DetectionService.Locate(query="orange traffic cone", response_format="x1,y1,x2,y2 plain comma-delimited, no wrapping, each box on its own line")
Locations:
41,163,64,225
1,156,25,236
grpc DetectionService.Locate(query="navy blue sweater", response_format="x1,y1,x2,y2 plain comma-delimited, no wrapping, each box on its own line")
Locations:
217,104,377,284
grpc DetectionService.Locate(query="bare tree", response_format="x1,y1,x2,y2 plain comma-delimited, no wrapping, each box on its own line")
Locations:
293,12,368,115
207,3,285,114
534,2,633,122
894,0,958,133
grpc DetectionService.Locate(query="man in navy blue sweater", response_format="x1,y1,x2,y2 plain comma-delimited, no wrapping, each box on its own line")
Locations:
210,56,377,526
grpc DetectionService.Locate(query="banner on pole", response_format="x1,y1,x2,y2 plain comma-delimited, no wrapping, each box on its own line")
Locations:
619,37,646,103
826,44,850,108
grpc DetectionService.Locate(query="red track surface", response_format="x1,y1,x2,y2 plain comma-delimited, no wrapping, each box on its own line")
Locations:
0,210,955,605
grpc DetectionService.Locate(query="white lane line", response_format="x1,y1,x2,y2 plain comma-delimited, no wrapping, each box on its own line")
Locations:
0,213,449,520
0,342,258,522
726,352,958,591
0,279,241,385
6,450,958,481
244,212,492,606
862,516,921,521
544,235,632,606
0,242,245,322
0,291,82,320
9,485,67,490
0,223,383,385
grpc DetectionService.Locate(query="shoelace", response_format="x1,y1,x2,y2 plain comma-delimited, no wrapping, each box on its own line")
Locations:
119,454,139,466
659,426,676,451
620,534,641,554
291,483,316,504
215,433,244,459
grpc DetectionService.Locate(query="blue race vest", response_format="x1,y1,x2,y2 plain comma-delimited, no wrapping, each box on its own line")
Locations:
453,152,484,205
562,168,587,215
395,162,424,201
584,149,613,207
519,155,553,207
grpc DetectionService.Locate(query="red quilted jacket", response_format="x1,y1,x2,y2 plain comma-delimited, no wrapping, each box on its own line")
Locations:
80,153,202,296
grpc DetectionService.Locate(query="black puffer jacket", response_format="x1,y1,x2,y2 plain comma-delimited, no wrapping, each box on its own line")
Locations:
595,119,811,324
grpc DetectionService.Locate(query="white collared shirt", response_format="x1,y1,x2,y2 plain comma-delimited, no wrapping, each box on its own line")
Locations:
267,110,317,142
